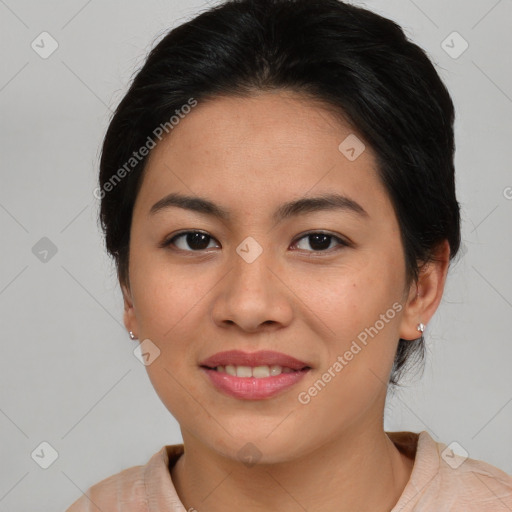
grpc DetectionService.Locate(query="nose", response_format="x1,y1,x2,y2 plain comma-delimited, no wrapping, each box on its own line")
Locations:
211,247,294,333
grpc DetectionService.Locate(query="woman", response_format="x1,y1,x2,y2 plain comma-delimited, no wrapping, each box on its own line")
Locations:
67,0,512,510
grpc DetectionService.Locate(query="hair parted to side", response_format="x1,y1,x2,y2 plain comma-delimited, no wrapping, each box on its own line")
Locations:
98,0,461,387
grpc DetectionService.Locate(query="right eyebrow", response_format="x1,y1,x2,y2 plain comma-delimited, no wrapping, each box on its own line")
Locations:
149,193,231,220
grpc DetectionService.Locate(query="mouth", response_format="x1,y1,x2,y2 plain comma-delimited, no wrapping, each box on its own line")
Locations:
205,364,306,377
200,349,311,370
199,350,312,400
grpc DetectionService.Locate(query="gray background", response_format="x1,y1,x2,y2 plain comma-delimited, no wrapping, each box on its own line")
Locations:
0,0,511,510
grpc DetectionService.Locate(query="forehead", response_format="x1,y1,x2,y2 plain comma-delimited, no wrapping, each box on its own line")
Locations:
135,91,390,220
151,90,364,159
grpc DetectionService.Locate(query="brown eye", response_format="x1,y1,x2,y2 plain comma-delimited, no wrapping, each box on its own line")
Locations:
292,232,348,252
163,231,220,251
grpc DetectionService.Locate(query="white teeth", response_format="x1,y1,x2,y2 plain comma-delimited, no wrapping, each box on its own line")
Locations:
225,365,236,376
270,365,282,376
213,364,299,377
252,365,270,378
236,365,253,378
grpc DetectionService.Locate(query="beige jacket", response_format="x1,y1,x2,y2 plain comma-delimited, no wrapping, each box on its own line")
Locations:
66,431,512,511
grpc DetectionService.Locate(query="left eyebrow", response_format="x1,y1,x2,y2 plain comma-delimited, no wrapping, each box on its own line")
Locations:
148,192,368,222
273,193,368,222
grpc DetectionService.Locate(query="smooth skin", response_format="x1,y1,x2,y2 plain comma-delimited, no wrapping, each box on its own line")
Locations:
122,90,450,512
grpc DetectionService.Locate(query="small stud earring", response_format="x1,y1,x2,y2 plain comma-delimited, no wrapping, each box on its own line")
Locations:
417,323,425,333
129,331,136,340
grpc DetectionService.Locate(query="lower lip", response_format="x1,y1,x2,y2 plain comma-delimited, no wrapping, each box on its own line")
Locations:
201,367,310,400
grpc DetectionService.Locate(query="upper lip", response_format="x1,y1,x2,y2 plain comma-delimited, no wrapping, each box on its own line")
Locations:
200,350,311,370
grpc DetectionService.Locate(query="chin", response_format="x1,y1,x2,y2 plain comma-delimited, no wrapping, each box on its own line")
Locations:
198,423,312,466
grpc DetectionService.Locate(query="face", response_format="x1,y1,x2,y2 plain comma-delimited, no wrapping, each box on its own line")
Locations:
122,90,420,463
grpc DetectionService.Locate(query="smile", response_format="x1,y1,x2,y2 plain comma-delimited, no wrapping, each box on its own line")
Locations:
199,350,312,400
211,364,298,377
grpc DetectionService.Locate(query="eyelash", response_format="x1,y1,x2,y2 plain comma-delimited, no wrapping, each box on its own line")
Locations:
160,230,350,254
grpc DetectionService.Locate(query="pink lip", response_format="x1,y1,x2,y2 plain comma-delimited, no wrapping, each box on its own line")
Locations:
199,350,311,400
200,350,310,370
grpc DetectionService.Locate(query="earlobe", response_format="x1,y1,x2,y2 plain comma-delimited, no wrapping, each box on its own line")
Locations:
121,282,138,338
398,240,451,341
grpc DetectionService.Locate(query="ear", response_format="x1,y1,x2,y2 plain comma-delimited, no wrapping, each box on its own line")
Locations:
399,239,451,340
121,281,138,338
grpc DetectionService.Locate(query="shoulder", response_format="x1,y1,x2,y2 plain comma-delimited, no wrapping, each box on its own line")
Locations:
432,436,512,508
65,445,183,512
389,431,512,511
66,465,146,512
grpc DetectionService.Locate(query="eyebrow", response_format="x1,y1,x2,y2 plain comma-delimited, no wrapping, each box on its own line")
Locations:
149,192,368,222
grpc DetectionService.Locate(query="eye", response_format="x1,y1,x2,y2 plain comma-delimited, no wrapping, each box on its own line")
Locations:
291,232,349,253
161,231,220,252
161,230,349,254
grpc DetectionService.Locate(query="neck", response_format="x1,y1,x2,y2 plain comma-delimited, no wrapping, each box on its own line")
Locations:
171,417,414,512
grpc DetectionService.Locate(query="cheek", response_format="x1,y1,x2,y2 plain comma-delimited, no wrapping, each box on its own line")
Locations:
134,264,209,416
130,249,208,341
297,253,400,336
292,273,402,446
301,250,404,383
